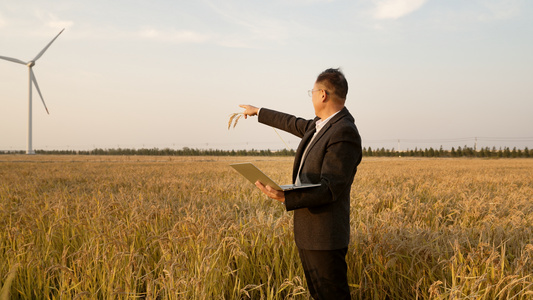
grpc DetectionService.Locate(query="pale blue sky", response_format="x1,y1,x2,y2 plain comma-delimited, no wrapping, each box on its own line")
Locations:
1,0,532,151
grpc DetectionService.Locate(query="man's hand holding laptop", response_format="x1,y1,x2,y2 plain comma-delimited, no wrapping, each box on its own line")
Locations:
255,181,285,204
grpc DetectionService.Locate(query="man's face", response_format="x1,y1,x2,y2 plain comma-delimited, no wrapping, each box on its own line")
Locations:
312,82,325,117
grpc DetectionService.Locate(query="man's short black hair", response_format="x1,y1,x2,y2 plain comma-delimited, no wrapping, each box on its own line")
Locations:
316,68,348,100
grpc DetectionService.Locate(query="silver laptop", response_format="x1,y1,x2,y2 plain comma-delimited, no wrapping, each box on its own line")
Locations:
230,163,321,191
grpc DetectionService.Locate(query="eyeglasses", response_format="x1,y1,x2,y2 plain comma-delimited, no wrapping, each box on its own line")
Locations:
308,89,328,97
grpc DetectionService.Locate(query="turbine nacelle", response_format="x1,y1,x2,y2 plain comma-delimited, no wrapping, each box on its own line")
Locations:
27,61,35,67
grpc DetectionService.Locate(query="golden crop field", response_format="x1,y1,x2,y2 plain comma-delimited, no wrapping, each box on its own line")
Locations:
1,155,532,299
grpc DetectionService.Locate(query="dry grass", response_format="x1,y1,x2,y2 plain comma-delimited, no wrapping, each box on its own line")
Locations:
0,155,532,299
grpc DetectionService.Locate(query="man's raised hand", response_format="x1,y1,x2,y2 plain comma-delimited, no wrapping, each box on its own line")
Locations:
239,105,259,119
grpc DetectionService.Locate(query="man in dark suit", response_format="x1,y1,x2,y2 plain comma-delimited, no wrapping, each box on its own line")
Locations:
240,68,362,299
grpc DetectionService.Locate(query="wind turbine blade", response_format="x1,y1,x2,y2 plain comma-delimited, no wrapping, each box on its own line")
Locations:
0,55,27,65
32,28,65,62
30,69,50,115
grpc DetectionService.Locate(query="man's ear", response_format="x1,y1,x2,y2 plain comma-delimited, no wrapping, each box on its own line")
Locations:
322,90,328,102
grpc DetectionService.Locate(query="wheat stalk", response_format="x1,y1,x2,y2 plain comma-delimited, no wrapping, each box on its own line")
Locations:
228,113,243,130
0,263,19,300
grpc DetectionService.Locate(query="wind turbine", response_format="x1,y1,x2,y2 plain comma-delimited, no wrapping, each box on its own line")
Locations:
0,28,64,154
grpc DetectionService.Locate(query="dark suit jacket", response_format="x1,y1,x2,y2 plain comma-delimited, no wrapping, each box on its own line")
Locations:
258,107,362,250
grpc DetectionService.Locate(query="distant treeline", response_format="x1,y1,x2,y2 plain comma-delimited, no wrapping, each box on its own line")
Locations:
366,146,533,158
2,146,532,158
2,147,296,157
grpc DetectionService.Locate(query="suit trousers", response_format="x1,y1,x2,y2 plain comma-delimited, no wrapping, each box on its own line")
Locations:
297,247,351,300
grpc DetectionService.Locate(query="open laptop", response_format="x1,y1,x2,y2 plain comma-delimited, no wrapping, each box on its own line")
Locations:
230,162,321,191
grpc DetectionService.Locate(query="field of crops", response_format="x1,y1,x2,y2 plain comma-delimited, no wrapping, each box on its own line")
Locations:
1,155,532,299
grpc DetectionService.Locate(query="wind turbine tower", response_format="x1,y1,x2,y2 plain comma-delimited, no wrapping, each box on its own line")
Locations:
0,29,64,154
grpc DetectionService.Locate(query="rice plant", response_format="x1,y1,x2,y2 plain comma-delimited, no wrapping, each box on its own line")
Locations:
0,156,532,299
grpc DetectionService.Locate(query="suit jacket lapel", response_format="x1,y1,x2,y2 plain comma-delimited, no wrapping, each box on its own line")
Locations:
293,125,316,182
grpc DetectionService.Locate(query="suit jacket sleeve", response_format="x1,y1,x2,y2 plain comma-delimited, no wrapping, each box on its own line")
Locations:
258,108,316,139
